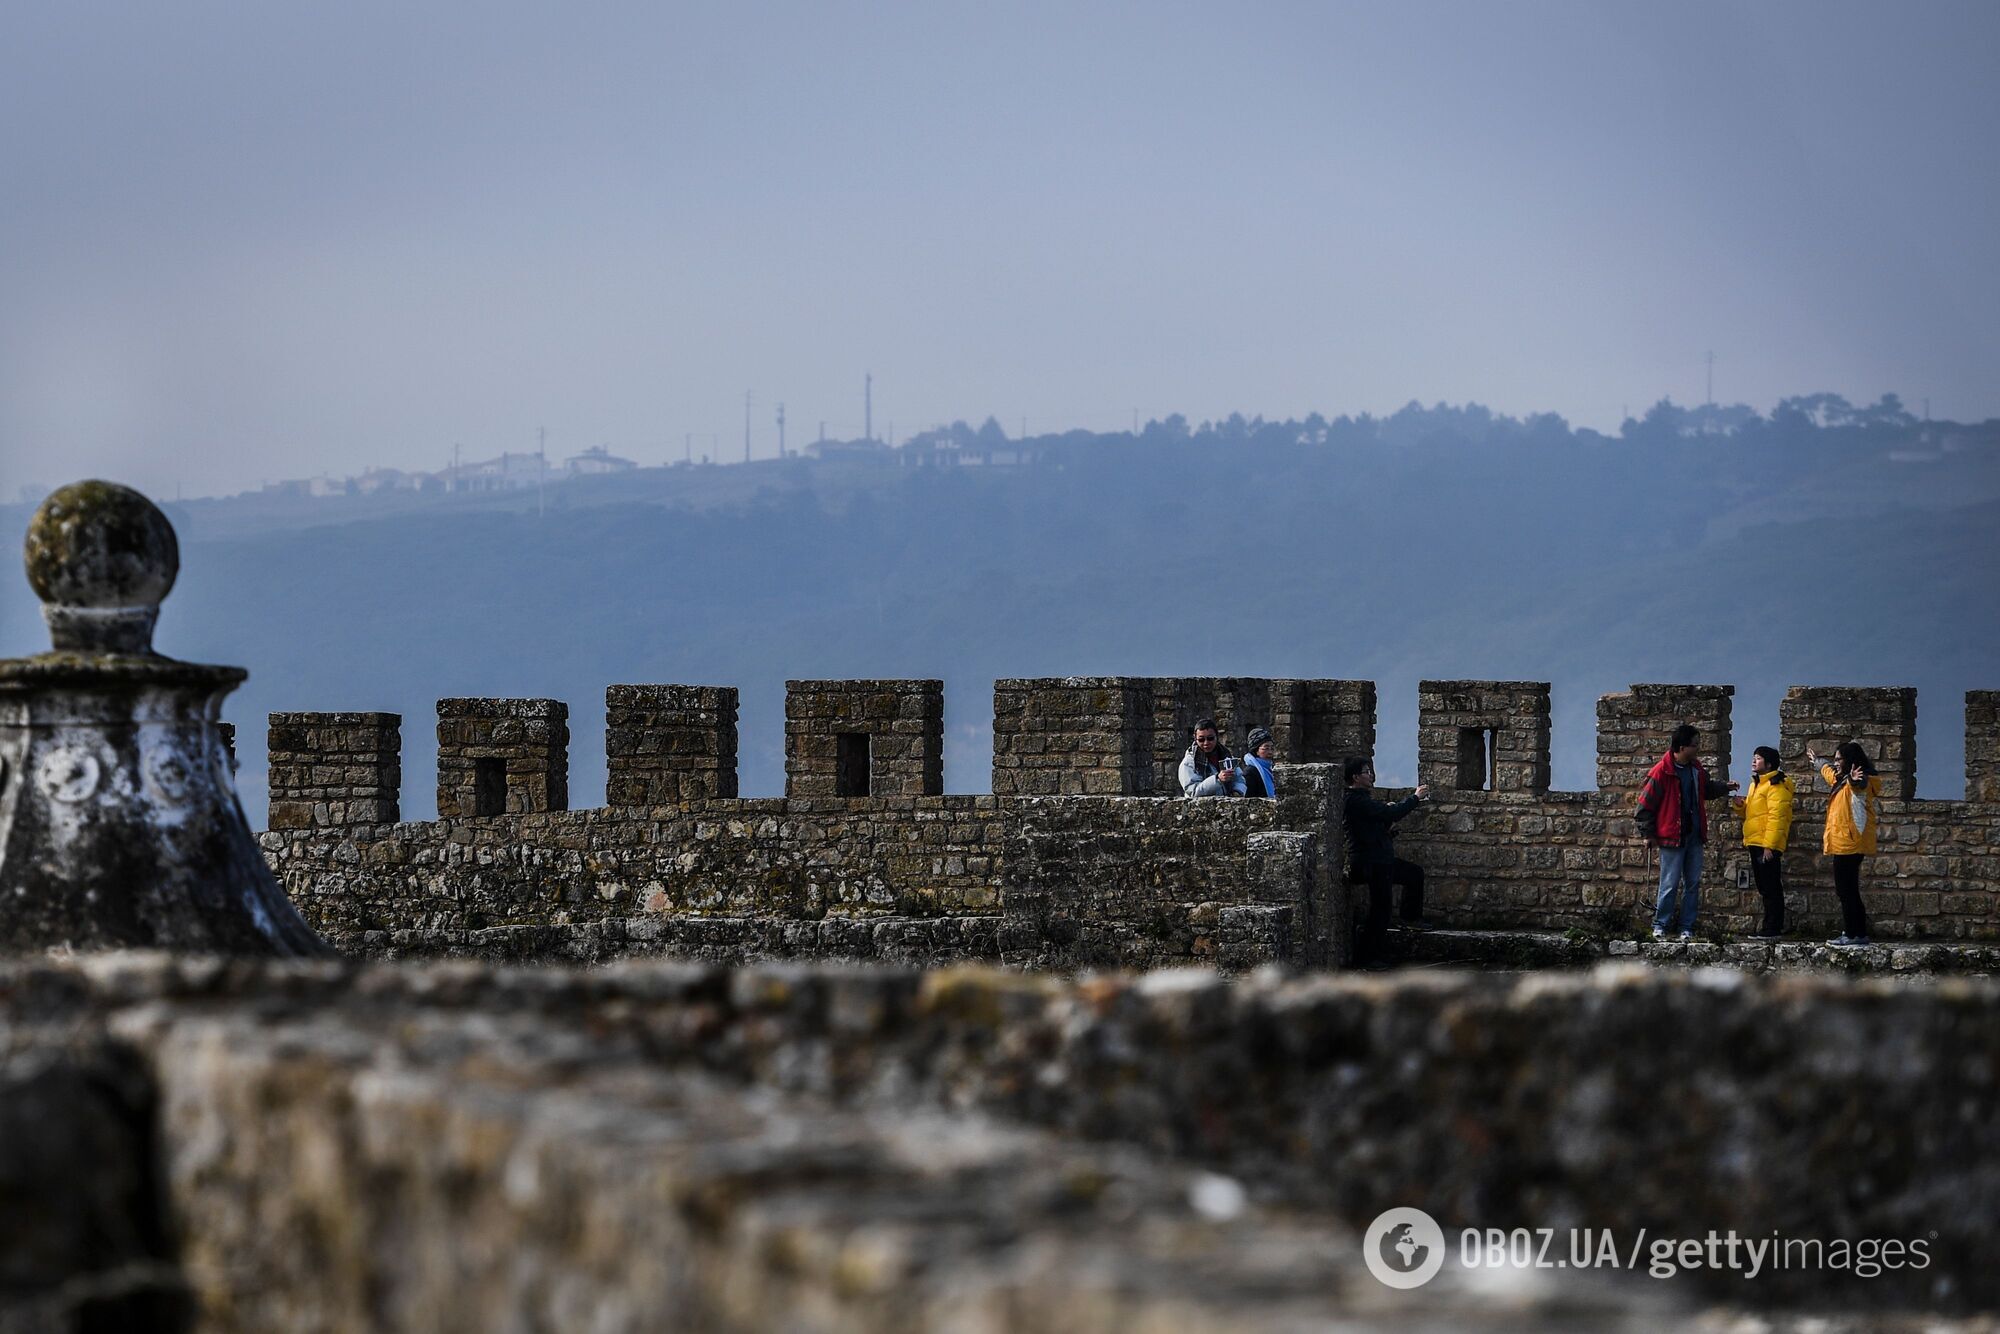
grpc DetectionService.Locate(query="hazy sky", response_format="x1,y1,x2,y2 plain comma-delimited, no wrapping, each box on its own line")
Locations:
3,1,1997,499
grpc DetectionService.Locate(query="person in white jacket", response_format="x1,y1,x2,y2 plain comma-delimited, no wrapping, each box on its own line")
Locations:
1179,718,1247,797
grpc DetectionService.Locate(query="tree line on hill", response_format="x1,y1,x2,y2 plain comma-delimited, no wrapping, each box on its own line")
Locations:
1,393,1993,820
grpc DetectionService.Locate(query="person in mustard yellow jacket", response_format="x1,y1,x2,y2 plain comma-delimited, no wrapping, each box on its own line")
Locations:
1734,745,1794,938
1807,740,1882,946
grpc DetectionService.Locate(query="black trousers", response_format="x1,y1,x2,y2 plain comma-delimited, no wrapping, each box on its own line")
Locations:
1360,859,1426,959
1831,853,1868,939
1750,848,1785,935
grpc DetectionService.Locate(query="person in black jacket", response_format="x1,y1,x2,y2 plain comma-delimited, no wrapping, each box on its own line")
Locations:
1344,757,1433,966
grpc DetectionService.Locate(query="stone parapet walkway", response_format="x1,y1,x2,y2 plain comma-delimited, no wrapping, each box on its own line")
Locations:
1390,926,2000,977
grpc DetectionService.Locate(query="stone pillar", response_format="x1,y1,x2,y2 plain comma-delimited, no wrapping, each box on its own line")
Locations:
785,680,943,798
0,480,329,956
1418,680,1552,794
1596,684,1733,797
1968,691,2000,804
992,677,1151,795
1779,687,1917,801
267,712,401,829
1273,763,1349,968
1231,830,1317,970
436,698,569,818
605,685,737,804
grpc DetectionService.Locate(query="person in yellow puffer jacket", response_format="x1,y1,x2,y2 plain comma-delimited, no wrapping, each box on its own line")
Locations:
1734,745,1794,938
1807,740,1883,946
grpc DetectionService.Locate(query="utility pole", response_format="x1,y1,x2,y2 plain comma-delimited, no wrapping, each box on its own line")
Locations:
1132,409,1140,434
536,427,546,517
864,372,873,442
1705,350,1716,407
744,390,754,463
776,402,786,457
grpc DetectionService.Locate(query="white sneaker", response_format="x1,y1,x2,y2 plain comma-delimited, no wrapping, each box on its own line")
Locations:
1678,931,1693,942
1651,926,1666,941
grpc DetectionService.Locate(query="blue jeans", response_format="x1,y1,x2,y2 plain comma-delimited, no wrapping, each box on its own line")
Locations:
1653,842,1703,934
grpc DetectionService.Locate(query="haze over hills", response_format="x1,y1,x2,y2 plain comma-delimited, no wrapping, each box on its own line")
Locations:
4,398,1996,825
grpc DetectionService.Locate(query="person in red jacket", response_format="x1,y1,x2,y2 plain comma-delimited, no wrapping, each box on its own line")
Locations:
1635,723,1739,940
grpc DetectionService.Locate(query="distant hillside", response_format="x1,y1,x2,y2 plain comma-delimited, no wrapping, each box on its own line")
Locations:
4,401,1996,823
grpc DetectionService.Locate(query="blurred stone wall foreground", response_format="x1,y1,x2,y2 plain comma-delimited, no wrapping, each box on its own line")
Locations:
1,953,1993,1329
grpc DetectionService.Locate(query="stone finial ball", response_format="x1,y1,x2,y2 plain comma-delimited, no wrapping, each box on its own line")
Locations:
24,480,179,610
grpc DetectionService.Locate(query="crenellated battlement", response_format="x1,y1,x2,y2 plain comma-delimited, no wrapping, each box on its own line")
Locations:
1780,685,1918,798
263,676,2000,965
990,676,1373,796
786,678,943,797
1595,683,1733,794
606,684,737,803
265,676,2000,815
1419,679,1553,794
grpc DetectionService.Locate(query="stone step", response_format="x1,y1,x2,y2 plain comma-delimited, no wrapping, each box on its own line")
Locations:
1384,926,2000,976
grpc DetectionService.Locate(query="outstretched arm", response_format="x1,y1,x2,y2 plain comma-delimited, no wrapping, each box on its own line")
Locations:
1351,793,1421,824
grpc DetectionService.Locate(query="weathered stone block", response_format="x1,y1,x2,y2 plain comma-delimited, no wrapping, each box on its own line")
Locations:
1780,686,1917,800
1967,691,2000,804
1596,684,1731,796
605,684,739,804
267,710,401,829
1418,680,1551,794
786,680,943,798
436,698,568,818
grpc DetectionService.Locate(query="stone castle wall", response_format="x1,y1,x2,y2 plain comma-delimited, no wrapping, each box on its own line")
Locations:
263,677,2000,964
1393,682,2000,939
264,789,1330,972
